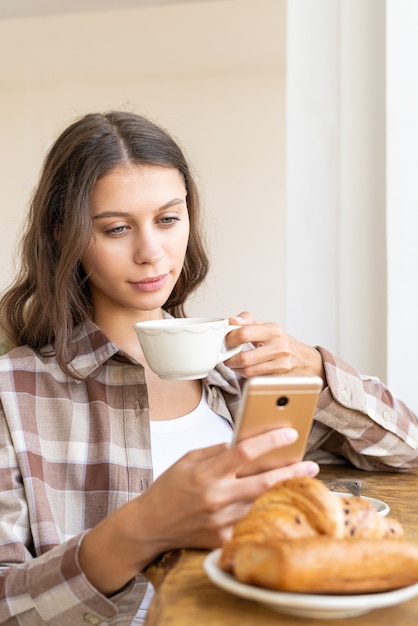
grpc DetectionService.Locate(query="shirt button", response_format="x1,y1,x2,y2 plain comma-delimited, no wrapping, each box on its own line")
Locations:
83,614,101,625
341,389,350,404
211,387,218,398
383,410,391,421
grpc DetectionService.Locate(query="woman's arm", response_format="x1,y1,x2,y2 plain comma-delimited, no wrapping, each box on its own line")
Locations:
79,431,319,596
0,415,127,625
222,312,418,471
0,417,318,622
308,346,418,471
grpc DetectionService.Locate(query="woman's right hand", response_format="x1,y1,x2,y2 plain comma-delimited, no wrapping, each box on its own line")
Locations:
78,428,318,596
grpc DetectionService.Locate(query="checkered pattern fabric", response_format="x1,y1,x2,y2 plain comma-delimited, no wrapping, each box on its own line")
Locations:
0,320,417,624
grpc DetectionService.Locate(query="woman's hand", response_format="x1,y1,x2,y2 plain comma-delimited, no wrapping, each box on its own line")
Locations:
225,311,326,385
79,429,319,595
136,430,318,553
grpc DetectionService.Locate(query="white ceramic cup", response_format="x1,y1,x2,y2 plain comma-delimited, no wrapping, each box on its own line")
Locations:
133,317,243,380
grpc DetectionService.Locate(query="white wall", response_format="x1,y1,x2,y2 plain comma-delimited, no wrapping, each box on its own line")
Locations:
1,0,418,411
0,0,285,324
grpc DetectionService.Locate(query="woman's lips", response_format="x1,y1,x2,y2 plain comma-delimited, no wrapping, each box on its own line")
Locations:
130,274,168,292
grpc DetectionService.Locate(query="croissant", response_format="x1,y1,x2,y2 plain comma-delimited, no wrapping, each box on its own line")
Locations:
233,537,418,593
220,476,417,593
220,476,403,573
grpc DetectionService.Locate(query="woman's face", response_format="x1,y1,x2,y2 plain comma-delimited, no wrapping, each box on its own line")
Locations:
81,163,190,322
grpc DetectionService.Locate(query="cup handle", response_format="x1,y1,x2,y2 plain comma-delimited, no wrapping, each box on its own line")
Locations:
217,325,243,363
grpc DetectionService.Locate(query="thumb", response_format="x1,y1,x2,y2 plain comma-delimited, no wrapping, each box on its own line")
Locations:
229,311,256,326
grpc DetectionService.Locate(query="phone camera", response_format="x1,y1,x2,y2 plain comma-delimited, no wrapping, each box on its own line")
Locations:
276,396,289,407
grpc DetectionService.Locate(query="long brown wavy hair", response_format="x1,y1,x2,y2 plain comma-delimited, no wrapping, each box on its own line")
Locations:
0,111,209,370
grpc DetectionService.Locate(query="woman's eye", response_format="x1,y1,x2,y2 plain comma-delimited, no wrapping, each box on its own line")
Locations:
105,225,129,236
160,216,180,226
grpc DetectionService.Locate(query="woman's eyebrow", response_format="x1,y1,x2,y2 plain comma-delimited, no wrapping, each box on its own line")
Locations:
92,211,130,220
92,198,186,220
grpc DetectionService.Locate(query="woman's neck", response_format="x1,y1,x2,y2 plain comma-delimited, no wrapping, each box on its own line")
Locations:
92,306,164,360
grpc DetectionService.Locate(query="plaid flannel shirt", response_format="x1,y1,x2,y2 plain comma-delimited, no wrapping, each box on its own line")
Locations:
0,319,417,625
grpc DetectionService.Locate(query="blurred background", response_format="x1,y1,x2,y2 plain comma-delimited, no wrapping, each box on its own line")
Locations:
0,0,417,410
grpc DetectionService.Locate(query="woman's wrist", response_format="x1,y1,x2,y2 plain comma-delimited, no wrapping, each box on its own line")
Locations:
78,499,163,596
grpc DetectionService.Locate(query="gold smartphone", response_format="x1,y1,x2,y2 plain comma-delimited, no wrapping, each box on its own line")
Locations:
233,375,323,476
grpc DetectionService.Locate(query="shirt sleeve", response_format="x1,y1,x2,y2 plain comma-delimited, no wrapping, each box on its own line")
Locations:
0,535,139,626
0,415,141,626
306,346,418,471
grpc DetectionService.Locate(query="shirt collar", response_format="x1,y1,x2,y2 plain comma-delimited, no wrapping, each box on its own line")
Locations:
67,319,136,379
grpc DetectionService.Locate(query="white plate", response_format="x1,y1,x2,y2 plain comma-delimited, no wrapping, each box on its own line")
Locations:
332,491,390,516
204,549,418,619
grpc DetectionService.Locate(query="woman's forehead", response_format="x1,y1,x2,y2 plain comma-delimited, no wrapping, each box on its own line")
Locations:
90,164,187,215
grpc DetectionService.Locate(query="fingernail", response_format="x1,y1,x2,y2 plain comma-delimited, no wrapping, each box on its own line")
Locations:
283,429,298,443
306,462,320,476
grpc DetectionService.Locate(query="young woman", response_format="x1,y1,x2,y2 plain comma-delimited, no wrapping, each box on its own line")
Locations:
0,111,417,625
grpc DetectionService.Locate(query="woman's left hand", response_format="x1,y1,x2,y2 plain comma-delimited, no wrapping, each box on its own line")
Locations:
225,311,325,384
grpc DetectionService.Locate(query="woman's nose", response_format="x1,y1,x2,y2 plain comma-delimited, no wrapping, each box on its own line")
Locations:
133,229,164,264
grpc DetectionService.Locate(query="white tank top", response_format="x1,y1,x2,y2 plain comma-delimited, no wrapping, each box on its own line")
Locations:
134,388,234,624
150,387,234,479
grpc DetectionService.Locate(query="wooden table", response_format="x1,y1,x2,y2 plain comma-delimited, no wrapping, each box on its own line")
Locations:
144,466,418,626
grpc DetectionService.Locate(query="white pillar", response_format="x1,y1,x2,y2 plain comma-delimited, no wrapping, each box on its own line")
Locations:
286,0,386,381
285,0,339,351
386,0,418,410
338,0,386,378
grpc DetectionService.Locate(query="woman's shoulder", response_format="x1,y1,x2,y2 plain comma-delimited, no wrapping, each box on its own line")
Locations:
0,342,46,370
